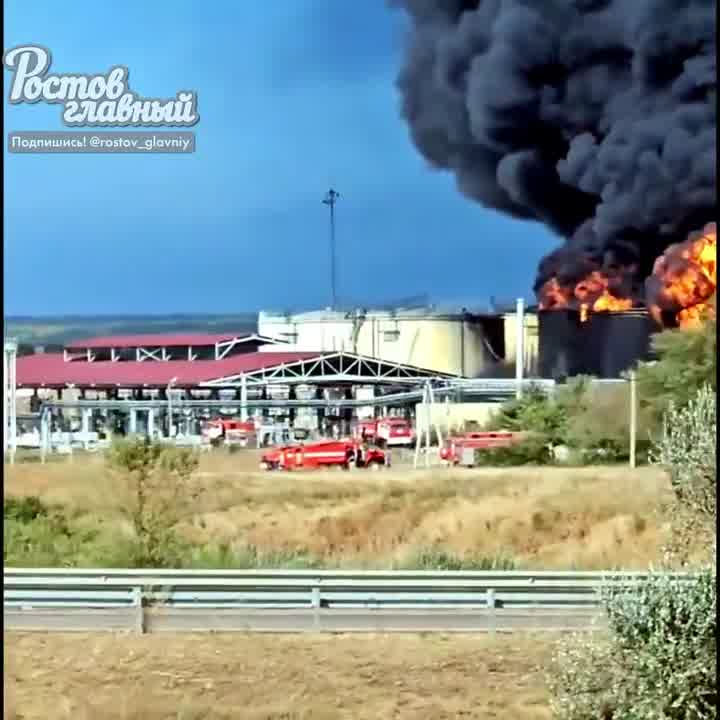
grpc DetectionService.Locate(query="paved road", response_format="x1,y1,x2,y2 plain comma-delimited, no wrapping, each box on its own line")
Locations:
5,607,606,634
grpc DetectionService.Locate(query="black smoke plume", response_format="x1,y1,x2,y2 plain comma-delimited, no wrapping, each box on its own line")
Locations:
390,0,716,303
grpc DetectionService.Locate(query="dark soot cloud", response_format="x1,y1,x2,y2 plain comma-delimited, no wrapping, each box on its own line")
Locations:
390,0,716,299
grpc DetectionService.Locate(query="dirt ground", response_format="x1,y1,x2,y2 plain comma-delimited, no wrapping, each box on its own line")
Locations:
4,631,560,719
4,451,679,569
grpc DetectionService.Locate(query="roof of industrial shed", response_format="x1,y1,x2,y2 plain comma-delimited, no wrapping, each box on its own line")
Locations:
65,332,279,350
16,351,318,388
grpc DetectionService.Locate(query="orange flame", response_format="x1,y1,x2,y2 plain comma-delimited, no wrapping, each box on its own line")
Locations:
538,278,573,310
539,271,633,321
646,222,716,329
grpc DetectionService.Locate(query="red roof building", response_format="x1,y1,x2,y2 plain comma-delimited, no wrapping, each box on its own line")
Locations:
16,351,319,389
13,333,457,445
17,328,453,392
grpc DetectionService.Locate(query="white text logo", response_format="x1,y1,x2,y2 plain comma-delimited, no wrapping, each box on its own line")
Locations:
3,45,199,127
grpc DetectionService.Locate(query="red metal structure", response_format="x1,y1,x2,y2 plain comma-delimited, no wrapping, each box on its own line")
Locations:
260,439,387,471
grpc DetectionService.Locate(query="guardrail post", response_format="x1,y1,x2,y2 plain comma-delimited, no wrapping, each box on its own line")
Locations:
133,587,145,635
311,584,321,631
486,588,496,634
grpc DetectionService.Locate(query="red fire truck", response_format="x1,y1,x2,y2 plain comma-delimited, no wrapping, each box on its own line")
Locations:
260,439,387,471
201,418,257,447
439,431,523,465
354,419,378,442
354,418,415,448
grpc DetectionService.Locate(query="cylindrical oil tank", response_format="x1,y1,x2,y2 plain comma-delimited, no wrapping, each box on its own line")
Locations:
538,309,587,380
587,310,655,378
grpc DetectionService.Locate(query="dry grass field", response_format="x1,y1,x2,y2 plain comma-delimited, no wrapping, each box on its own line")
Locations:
4,450,682,569
4,631,560,719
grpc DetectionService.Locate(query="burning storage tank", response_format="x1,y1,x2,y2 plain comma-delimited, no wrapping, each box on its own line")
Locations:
391,3,715,338
539,309,656,380
585,310,656,379
538,309,587,380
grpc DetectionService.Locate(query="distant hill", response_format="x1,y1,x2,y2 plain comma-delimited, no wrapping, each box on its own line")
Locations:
4,314,258,347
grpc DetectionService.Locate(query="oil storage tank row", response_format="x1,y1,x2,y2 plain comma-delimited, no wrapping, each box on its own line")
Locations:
538,309,656,380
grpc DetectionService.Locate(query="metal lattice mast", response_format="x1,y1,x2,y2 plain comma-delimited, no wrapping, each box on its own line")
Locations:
322,188,340,310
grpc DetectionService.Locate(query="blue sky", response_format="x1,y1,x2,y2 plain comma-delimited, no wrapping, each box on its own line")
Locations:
4,0,558,315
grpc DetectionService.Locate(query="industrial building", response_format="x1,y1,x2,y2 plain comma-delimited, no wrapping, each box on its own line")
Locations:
5,300,659,457
257,306,537,377
7,329,461,453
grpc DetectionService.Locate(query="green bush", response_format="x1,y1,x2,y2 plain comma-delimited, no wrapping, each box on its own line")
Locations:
652,385,716,516
396,547,516,571
106,437,201,567
4,497,99,567
474,434,554,466
636,315,716,422
564,384,654,465
483,373,675,466
488,383,576,445
185,543,326,570
549,569,717,719
4,496,50,523
549,384,717,719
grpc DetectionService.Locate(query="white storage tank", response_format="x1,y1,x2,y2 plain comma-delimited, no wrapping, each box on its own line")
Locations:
257,307,500,377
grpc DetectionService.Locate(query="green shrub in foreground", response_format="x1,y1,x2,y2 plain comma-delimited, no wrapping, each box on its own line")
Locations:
395,547,516,571
4,496,50,523
652,384,716,516
549,384,718,719
4,499,99,567
549,569,717,720
185,543,326,570
6,501,521,572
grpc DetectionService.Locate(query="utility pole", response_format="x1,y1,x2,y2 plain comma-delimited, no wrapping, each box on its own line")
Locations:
629,370,637,469
4,340,18,464
515,298,525,399
414,381,441,470
166,377,178,440
322,188,340,310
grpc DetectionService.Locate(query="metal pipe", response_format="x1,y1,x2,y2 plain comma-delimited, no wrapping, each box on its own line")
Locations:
33,378,565,415
515,298,525,398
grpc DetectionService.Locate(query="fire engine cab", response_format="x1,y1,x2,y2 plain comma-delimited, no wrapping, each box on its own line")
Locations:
354,418,415,448
201,418,257,448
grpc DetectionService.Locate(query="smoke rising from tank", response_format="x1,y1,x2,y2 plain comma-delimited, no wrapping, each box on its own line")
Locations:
390,0,716,303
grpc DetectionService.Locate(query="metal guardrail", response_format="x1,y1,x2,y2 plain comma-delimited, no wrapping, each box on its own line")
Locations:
3,569,694,634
